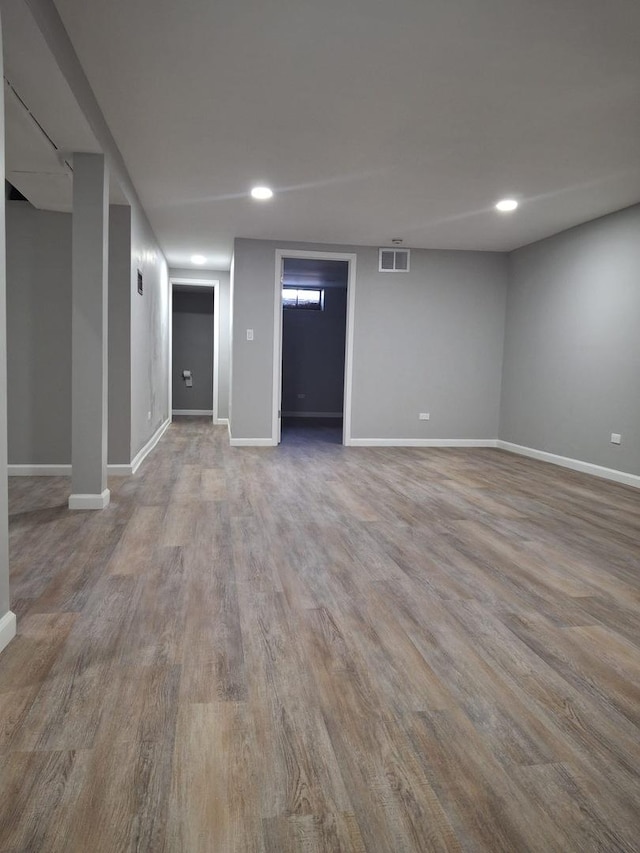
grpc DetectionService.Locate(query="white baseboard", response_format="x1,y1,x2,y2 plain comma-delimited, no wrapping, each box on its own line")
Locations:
229,437,277,447
0,611,17,655
108,464,133,476
8,464,72,476
8,418,171,484
68,489,110,510
131,417,171,474
348,438,499,448
172,409,213,416
281,412,343,418
214,417,229,426
496,441,640,489
9,463,136,477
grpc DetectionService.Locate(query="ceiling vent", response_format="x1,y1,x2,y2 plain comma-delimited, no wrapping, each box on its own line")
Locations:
379,247,410,272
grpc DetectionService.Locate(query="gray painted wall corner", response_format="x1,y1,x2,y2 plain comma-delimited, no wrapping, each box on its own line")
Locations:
500,203,640,476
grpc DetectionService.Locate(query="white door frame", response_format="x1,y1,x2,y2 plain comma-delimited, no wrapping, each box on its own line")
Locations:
169,277,221,423
272,249,357,446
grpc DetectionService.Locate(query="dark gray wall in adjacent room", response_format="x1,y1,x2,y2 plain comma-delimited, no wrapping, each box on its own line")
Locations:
282,284,347,415
172,290,214,411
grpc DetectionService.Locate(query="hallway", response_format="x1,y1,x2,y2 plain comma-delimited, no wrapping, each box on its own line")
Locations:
0,419,639,851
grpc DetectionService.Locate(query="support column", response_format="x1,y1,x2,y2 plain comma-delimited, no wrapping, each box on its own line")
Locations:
69,153,110,510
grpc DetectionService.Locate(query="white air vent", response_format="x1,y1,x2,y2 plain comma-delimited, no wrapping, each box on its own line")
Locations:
379,248,410,272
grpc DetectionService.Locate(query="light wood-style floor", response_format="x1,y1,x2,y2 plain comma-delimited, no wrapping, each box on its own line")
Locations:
1,418,639,852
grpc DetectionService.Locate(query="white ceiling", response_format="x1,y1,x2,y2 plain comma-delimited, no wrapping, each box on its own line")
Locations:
22,1,640,267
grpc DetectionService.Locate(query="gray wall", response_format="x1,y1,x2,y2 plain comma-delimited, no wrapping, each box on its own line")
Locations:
282,285,347,415
172,291,214,411
6,203,71,464
6,203,142,466
170,268,231,420
500,203,640,475
108,205,132,464
0,13,11,621
231,238,508,441
130,205,170,458
351,248,507,439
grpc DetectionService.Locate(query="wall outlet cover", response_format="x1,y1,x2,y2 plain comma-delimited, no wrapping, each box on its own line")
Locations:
611,433,622,445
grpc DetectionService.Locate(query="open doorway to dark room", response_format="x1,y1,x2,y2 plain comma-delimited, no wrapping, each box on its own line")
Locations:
280,257,348,445
171,285,214,417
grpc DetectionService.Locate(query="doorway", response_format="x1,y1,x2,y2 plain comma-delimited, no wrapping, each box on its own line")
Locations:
272,250,357,445
169,278,220,422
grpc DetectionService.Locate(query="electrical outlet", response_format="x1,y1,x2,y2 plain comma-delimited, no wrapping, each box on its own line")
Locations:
419,412,430,421
147,411,151,421
611,433,622,445
246,328,254,341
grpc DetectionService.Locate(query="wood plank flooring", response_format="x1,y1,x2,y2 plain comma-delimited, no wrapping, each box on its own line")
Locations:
1,417,639,852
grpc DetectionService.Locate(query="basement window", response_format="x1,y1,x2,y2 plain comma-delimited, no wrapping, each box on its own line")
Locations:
282,287,324,310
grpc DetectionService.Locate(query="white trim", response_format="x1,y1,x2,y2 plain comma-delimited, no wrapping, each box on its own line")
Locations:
108,464,133,476
273,250,356,448
349,438,499,447
9,463,135,476
169,277,220,425
343,256,357,447
496,441,640,489
68,489,111,510
378,247,410,273
172,409,213,416
0,611,17,655
214,417,229,426
13,420,173,480
213,282,220,424
281,411,343,418
229,437,276,447
273,254,284,446
8,464,72,476
130,417,171,474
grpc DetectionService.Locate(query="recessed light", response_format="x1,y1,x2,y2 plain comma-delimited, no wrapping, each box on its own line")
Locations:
251,185,273,200
191,254,206,265
495,198,518,212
